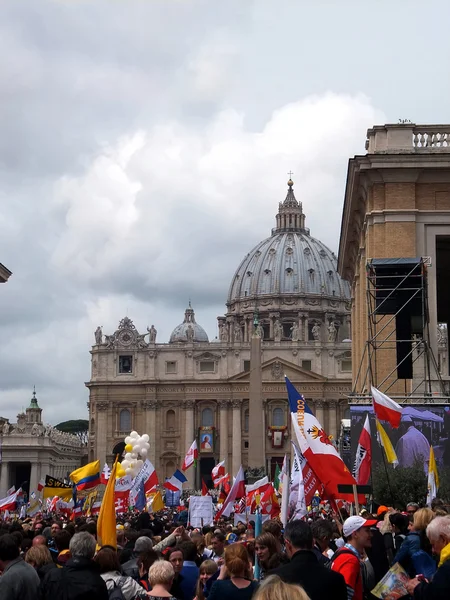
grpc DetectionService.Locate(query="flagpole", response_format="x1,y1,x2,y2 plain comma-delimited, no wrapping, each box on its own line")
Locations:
380,445,395,507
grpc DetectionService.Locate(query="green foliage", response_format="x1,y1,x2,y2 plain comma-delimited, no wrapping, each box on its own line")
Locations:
55,419,89,444
372,462,427,509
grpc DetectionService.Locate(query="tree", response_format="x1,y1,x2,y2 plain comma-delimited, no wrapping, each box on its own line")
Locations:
372,462,427,509
55,419,89,445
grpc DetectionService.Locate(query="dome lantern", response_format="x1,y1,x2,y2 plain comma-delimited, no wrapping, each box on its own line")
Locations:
273,179,308,235
169,302,209,343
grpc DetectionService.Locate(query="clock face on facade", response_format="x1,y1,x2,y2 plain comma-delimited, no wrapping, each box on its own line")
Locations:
118,330,133,346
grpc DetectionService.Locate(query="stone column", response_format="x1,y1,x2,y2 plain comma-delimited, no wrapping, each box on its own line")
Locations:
232,400,242,475
304,317,309,341
29,462,39,493
143,400,158,467
96,401,109,466
0,461,9,497
315,400,324,426
183,400,195,489
249,333,264,476
328,401,338,441
218,400,229,467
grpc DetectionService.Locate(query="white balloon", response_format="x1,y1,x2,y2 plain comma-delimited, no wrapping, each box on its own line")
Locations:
141,434,149,443
125,452,132,461
133,443,142,453
131,452,137,459
140,448,148,457
130,431,139,439
125,436,132,444
144,442,150,451
125,467,132,474
121,459,130,469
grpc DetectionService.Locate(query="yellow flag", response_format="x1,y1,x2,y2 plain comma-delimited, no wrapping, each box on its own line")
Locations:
97,457,118,548
149,491,165,513
376,419,398,467
427,445,439,506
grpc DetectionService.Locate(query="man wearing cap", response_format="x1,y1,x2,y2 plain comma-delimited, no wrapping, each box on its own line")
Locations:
331,516,377,600
395,415,430,472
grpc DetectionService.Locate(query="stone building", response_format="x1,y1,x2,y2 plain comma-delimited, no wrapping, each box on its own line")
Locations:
338,123,450,397
87,180,353,487
0,262,12,284
0,389,82,497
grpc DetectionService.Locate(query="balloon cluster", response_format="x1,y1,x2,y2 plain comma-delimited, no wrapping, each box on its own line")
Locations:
116,431,150,479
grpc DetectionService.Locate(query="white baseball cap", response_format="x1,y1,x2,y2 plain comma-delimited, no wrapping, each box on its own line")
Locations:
343,516,377,537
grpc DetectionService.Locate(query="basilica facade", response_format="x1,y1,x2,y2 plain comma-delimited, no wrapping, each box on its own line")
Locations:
87,181,353,488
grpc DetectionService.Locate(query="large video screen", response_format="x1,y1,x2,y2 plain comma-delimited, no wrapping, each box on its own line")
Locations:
350,405,450,470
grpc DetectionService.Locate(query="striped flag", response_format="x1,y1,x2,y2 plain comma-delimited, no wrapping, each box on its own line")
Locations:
426,446,439,506
376,418,398,467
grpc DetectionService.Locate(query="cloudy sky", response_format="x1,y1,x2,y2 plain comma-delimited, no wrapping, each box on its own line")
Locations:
1,0,450,424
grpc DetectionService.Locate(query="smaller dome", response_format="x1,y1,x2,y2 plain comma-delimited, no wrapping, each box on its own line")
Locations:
170,302,209,343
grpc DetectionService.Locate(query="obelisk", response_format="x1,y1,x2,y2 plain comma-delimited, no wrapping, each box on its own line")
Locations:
248,318,265,480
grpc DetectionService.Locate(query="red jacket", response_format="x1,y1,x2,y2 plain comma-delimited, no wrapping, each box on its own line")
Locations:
332,548,363,600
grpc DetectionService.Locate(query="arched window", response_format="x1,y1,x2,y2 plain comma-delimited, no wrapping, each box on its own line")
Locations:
202,408,213,427
244,409,249,433
119,409,131,432
273,407,284,427
165,460,175,479
166,409,176,430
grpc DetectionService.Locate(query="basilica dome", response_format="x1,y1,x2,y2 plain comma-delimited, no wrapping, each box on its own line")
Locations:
170,302,209,343
227,180,350,303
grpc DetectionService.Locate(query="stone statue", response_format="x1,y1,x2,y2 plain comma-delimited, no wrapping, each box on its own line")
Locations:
290,321,299,342
2,421,10,435
312,321,321,341
233,324,242,343
274,319,283,342
327,321,337,343
94,326,103,345
31,423,44,436
147,325,157,343
186,324,194,342
219,324,228,343
255,323,264,339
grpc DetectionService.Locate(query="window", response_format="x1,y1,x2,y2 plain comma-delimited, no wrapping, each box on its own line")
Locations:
199,361,215,373
119,355,133,374
273,407,284,427
243,360,250,372
202,408,214,427
302,360,312,371
165,361,177,374
244,409,249,433
119,409,131,431
341,360,352,372
244,441,249,449
166,409,176,430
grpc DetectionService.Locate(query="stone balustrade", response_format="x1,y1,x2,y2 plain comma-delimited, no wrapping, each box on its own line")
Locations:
366,123,450,153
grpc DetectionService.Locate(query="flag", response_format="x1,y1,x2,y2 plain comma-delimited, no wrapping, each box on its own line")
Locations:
100,463,111,485
201,479,209,496
43,475,73,500
130,460,158,499
260,483,280,518
37,478,45,492
214,473,230,489
289,445,307,521
297,451,323,507
212,460,225,486
235,497,246,514
27,497,42,517
427,446,439,506
372,386,403,429
280,460,289,527
246,477,270,512
148,490,164,513
114,475,133,513
218,485,228,505
0,488,22,512
70,460,101,491
353,414,372,485
376,418,398,467
71,499,84,520
286,377,361,503
215,466,245,520
91,501,102,516
83,490,98,516
274,464,281,494
6,486,15,496
164,469,187,492
135,480,146,512
98,457,118,548
182,440,198,471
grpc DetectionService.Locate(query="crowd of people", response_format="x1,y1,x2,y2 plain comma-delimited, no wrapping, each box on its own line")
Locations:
0,498,449,600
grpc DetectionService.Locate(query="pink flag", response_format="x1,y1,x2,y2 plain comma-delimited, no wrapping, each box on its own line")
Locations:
353,414,372,485
371,386,402,429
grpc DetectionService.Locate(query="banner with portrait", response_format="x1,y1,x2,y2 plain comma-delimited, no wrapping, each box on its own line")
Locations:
199,427,214,453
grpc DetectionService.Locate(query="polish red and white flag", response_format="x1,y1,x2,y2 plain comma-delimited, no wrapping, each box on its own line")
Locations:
100,463,111,485
212,460,226,486
371,387,403,429
353,414,372,485
215,466,245,520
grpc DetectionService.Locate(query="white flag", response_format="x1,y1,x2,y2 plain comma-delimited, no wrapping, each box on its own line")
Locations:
289,444,307,521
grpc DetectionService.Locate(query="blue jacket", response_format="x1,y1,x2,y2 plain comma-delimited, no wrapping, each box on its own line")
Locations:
180,561,199,600
393,531,422,576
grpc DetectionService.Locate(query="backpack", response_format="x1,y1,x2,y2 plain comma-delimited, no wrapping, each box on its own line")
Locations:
106,577,126,600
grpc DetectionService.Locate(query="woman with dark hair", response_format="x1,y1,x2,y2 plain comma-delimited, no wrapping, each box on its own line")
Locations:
254,533,279,580
389,513,409,556
94,546,148,600
137,550,159,591
208,544,257,600
165,546,185,600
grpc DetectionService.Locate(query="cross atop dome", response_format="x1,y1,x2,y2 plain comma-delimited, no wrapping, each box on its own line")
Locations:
273,178,307,234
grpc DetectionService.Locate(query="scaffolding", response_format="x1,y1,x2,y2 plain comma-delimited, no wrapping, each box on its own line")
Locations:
352,257,447,405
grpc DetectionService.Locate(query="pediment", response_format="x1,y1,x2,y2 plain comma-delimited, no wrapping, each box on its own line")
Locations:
229,357,328,383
